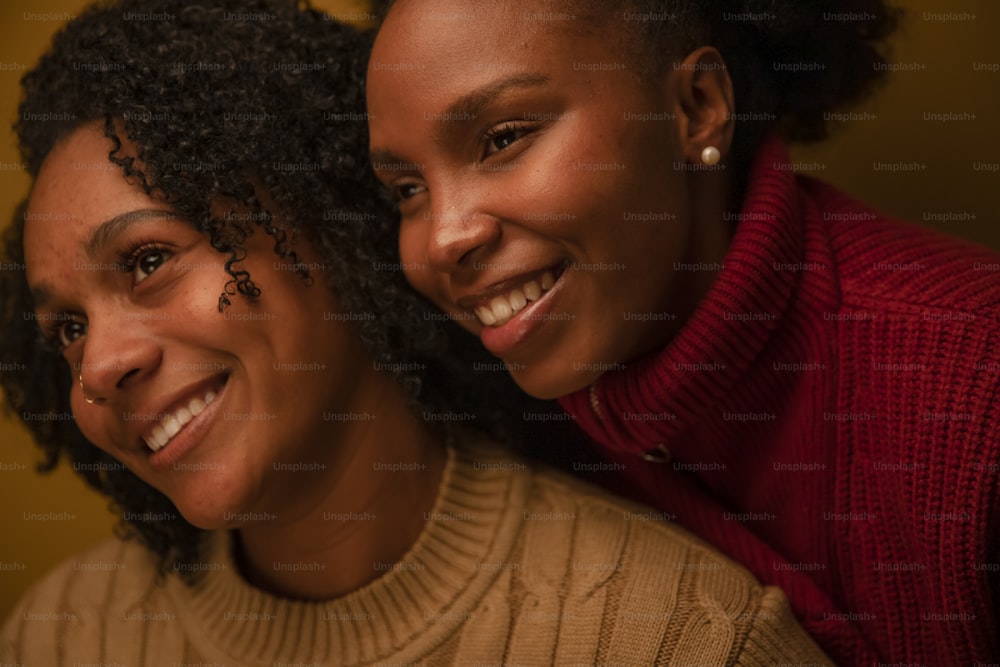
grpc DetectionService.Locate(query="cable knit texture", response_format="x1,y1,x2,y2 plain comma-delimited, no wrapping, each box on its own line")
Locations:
1,436,829,665
560,135,1000,666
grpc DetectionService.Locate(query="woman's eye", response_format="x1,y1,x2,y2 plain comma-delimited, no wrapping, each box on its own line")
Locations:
134,249,170,284
483,123,532,158
57,320,87,349
394,182,427,202
489,131,519,153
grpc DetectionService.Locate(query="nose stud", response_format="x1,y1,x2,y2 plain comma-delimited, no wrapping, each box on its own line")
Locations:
79,374,97,404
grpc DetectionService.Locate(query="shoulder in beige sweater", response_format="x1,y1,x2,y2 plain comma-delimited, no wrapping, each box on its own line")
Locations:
1,439,830,665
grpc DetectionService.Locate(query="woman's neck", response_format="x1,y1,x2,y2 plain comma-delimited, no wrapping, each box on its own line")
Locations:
234,369,448,600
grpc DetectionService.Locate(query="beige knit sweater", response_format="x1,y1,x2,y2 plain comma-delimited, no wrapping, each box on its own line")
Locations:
2,438,830,665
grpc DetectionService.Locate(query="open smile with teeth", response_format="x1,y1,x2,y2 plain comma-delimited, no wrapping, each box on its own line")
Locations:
474,269,559,328
143,388,218,453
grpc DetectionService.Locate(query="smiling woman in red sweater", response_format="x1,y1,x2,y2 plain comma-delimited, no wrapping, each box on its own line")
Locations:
366,0,1000,664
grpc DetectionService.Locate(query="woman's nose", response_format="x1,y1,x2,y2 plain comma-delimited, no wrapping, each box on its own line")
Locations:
77,312,163,404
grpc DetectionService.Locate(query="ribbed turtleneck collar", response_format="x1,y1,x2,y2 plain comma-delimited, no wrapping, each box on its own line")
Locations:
560,135,815,454
165,439,529,666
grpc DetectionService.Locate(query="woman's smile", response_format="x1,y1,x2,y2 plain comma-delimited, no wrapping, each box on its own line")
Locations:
140,373,226,469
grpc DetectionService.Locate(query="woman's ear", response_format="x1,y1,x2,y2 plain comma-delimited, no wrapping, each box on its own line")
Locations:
670,47,735,164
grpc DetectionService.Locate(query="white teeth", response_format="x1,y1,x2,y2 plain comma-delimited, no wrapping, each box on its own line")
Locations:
523,280,542,301
509,288,527,311
150,426,168,452
473,270,561,328
143,387,220,453
176,407,193,426
475,306,497,326
490,296,513,321
163,416,181,438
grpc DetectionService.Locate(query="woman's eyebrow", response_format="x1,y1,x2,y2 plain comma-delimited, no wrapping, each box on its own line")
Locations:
369,73,551,170
29,284,53,312
432,73,551,144
85,208,180,258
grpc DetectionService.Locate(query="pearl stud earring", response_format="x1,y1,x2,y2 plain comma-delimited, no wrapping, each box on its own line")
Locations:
701,146,721,165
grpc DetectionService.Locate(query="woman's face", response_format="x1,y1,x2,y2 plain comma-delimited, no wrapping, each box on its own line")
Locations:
368,0,709,399
23,123,371,529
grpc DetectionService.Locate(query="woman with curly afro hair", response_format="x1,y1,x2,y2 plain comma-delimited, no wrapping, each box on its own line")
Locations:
367,0,1000,664
0,0,835,664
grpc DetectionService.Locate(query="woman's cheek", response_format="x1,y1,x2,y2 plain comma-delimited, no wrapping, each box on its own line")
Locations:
71,404,113,455
398,224,433,293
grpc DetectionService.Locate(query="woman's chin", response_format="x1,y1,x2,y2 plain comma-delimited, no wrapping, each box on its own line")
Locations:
167,491,264,532
510,364,598,401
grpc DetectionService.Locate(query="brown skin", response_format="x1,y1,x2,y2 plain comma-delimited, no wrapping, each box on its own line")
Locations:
368,0,736,399
24,122,446,600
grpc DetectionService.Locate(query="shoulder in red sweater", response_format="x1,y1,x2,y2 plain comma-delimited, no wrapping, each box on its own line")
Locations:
560,136,1000,666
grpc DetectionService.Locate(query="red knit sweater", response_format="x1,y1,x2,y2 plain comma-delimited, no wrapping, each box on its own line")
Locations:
560,136,1000,666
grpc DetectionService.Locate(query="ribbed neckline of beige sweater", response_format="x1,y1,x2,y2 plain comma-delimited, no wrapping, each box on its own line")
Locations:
165,442,527,665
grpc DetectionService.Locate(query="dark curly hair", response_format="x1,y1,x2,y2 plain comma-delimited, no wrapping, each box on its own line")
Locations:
1,0,579,580
378,0,901,191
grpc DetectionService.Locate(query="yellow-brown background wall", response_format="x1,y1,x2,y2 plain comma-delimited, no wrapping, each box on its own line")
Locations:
1,0,998,619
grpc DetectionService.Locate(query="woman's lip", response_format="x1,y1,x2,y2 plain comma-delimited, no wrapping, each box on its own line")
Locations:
478,267,568,357
146,375,229,469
